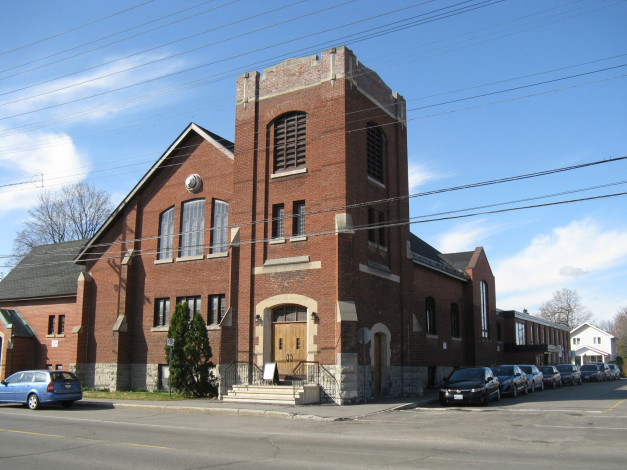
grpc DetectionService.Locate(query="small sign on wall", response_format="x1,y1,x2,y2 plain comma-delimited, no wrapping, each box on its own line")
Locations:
51,340,58,348
443,342,447,350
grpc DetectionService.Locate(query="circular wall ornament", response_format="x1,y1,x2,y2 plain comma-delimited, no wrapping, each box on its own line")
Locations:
185,174,202,193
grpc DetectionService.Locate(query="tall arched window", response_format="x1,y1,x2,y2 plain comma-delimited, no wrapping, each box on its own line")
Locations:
480,281,489,339
425,296,436,335
158,207,174,260
180,199,205,257
274,112,306,172
366,122,385,183
450,303,460,338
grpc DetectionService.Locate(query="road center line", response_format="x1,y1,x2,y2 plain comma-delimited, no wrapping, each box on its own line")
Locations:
0,427,172,450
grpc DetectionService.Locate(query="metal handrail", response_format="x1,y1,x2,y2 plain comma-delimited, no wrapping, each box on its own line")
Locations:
291,361,339,403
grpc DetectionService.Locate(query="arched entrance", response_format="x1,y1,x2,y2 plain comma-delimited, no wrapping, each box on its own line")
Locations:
271,305,308,377
369,323,391,396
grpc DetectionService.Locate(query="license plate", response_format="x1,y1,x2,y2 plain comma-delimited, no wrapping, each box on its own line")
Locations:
583,375,589,379
64,383,72,389
454,394,463,400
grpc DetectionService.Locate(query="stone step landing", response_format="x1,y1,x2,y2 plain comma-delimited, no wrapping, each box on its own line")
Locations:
222,384,320,405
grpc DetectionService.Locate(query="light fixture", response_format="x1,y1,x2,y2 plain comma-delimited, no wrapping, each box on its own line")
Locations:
310,311,318,321
255,314,262,324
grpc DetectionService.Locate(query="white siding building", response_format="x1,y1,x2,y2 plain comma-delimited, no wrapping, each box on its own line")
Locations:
570,323,616,365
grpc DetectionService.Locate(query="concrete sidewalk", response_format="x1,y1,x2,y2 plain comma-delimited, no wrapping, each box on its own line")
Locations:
76,389,439,421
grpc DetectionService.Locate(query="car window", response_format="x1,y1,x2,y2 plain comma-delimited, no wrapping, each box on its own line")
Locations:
492,366,514,376
520,366,533,374
555,365,570,372
538,367,553,374
4,372,23,384
19,372,35,383
449,369,483,381
580,365,597,371
51,372,78,382
34,372,48,383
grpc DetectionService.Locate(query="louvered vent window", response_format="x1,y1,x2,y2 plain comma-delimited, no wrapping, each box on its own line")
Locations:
367,123,384,182
274,112,306,172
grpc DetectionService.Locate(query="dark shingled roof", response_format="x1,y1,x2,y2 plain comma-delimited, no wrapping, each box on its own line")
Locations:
409,233,469,279
0,308,35,337
0,239,86,301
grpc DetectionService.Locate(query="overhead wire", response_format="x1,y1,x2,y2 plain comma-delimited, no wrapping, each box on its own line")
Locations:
2,155,625,262
0,0,156,57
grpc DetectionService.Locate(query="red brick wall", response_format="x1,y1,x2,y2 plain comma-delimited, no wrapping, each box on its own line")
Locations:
0,297,78,371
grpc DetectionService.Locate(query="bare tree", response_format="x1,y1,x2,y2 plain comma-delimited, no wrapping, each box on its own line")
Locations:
611,306,627,359
11,182,112,264
537,287,592,330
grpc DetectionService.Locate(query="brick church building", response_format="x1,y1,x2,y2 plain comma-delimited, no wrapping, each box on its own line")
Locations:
0,47,569,403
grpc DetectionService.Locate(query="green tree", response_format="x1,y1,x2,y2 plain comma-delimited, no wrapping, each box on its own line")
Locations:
166,302,215,397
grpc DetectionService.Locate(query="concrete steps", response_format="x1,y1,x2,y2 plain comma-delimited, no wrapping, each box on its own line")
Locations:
222,384,320,405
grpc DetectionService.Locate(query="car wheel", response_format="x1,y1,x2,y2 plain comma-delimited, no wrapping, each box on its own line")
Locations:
578,377,582,385
27,393,40,410
523,384,528,396
531,382,535,393
541,381,545,391
495,389,501,402
559,380,563,388
552,380,556,389
61,401,75,409
440,399,447,407
481,391,489,406
512,385,517,398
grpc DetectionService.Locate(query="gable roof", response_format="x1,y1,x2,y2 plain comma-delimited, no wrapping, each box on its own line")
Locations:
441,251,475,272
0,308,35,337
409,233,469,280
570,322,614,338
0,239,86,301
76,123,234,262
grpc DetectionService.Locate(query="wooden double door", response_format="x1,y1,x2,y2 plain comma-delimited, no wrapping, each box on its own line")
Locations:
272,322,307,377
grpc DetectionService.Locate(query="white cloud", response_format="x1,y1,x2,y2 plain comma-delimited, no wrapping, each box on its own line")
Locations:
494,218,627,319
2,51,189,123
407,162,440,192
434,218,496,252
0,127,85,212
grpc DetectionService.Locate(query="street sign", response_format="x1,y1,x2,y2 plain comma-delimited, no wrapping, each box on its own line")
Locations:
357,327,371,344
167,338,175,347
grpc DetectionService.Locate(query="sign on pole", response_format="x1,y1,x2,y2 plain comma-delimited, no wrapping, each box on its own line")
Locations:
167,338,175,397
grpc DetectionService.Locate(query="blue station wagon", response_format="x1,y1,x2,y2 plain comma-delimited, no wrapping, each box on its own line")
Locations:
0,370,82,410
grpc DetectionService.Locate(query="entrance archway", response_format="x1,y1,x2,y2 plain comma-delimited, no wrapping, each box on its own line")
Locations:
271,305,308,377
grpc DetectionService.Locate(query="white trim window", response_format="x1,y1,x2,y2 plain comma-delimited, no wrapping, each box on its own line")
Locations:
158,207,175,260
293,200,305,236
516,322,526,345
211,200,229,254
180,199,205,257
154,298,170,326
209,294,226,325
272,204,284,239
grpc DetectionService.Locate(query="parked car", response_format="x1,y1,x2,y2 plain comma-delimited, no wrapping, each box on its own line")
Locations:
439,367,501,406
580,364,603,382
555,363,582,386
519,365,544,392
594,363,612,381
490,365,528,397
538,365,562,388
607,364,621,380
0,370,82,410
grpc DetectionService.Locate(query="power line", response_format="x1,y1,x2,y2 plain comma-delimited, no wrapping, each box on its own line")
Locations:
3,189,626,268
0,0,155,57
0,0,499,120
0,0,224,78
3,155,625,260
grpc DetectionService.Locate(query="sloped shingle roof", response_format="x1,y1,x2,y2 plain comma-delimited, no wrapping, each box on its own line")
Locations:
0,308,35,337
0,239,86,301
409,233,469,280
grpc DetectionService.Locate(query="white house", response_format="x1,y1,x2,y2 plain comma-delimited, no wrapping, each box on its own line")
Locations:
570,323,616,365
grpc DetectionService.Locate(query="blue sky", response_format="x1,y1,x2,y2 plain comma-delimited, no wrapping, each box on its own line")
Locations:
0,0,625,323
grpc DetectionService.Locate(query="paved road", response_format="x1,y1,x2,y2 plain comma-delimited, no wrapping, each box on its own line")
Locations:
0,379,625,469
